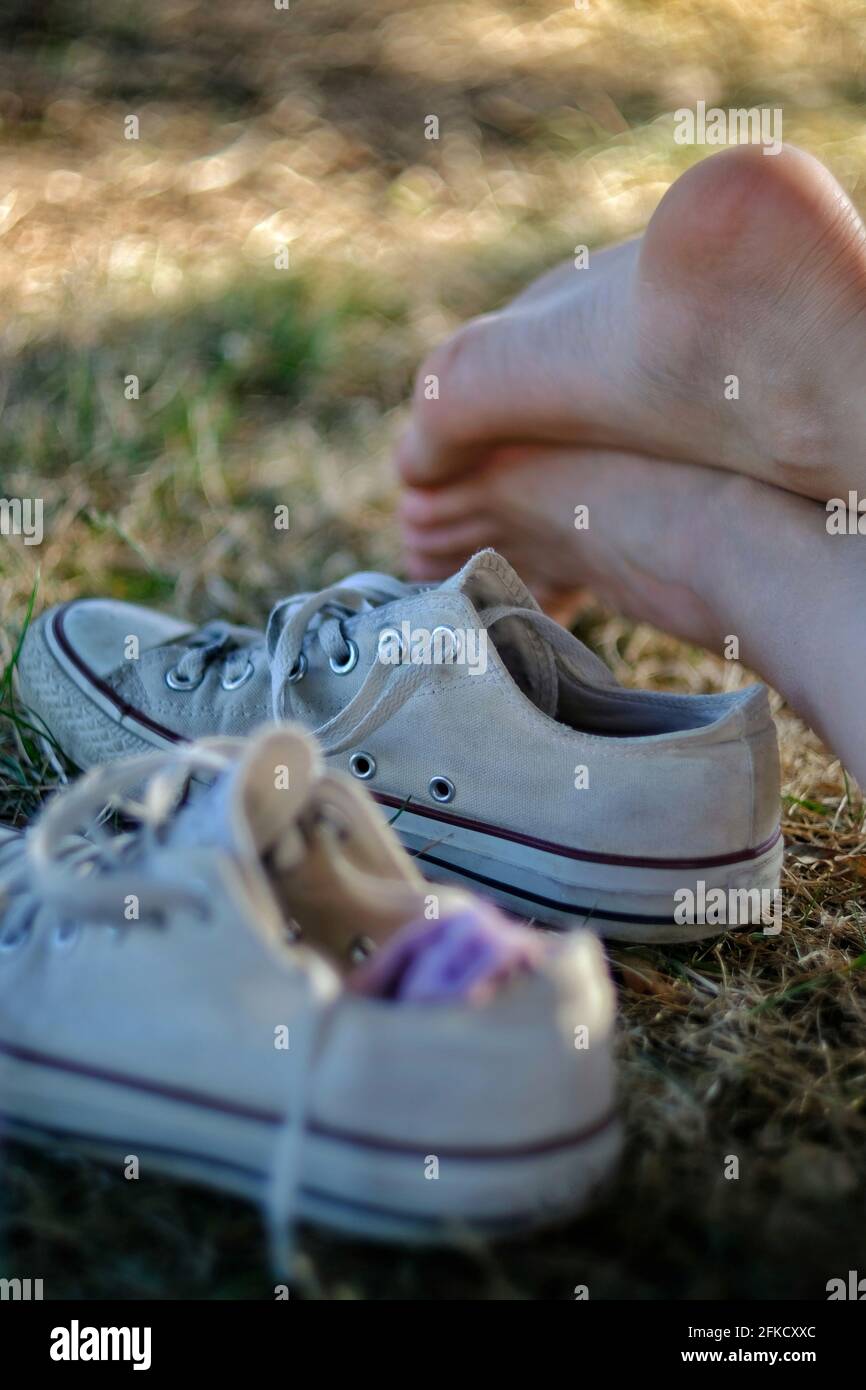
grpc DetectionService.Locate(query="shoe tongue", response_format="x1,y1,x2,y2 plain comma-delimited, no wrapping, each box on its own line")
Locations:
172,729,321,868
439,550,560,717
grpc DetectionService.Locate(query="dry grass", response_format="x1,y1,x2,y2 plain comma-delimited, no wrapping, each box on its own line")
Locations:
1,0,866,1299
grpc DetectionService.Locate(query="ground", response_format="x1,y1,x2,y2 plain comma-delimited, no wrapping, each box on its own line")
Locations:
1,0,865,1300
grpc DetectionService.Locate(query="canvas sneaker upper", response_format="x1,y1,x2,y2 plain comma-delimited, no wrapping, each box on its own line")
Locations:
0,725,620,1256
17,549,783,936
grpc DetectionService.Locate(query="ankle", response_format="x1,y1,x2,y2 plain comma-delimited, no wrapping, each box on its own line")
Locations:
674,472,763,649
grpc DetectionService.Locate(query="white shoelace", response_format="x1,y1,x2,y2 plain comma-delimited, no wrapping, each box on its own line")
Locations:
166,573,615,759
264,582,616,756
2,741,333,1278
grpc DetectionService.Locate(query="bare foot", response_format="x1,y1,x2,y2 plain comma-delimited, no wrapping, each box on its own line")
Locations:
399,444,725,644
397,144,866,501
405,445,866,787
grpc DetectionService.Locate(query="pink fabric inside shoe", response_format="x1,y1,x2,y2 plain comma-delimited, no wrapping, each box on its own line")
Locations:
349,902,546,1004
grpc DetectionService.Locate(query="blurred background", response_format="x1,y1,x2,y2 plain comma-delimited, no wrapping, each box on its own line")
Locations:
4,0,866,615
2,0,866,1300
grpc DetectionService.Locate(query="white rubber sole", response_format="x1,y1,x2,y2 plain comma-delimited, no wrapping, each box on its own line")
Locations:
385,803,785,943
1,1044,621,1245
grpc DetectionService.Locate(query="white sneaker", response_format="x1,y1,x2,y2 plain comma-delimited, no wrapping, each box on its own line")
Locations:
0,725,620,1259
17,548,783,940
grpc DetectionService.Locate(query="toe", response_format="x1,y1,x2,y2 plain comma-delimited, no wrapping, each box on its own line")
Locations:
400,516,498,557
398,479,492,529
394,308,570,488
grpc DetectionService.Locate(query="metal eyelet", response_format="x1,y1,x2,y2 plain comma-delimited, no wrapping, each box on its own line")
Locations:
431,624,459,661
220,659,254,691
287,652,308,684
165,665,203,691
329,639,359,675
349,751,376,781
348,935,376,964
377,626,407,664
429,775,455,804
0,911,35,952
51,919,80,949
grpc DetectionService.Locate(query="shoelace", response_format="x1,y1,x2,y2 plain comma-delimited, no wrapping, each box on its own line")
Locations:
170,576,615,763
0,742,333,1279
168,574,415,692
268,588,615,756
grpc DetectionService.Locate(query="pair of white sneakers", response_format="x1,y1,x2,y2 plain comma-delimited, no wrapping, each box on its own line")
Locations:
2,549,782,1260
